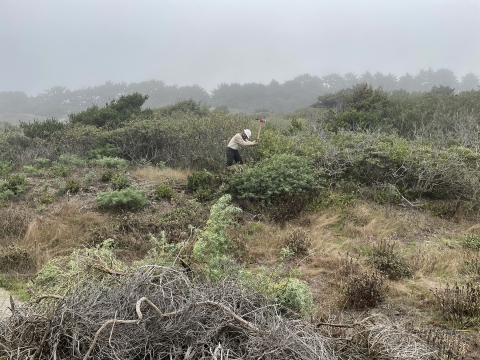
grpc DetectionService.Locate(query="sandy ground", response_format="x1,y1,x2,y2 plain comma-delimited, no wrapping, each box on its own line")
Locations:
0,288,20,319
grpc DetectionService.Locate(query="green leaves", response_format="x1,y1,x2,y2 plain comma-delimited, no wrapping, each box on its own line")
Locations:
96,186,148,211
68,92,150,128
229,153,317,204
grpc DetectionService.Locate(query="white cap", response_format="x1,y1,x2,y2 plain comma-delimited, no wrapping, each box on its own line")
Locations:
244,129,251,139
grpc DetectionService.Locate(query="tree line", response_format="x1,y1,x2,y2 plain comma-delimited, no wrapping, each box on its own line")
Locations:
0,68,479,117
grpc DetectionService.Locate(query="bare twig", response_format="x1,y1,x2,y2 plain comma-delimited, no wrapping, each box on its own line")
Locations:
35,294,64,303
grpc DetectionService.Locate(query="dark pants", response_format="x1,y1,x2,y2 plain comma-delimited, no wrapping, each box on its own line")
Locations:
226,147,243,166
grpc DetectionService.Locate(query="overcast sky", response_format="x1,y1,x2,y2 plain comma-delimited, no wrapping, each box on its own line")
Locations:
1,0,480,95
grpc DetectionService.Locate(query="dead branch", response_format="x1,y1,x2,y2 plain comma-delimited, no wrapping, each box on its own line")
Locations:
84,297,260,359
35,295,63,303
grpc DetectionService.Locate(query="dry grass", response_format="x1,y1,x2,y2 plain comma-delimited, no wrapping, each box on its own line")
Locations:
20,203,106,263
0,204,36,245
340,202,430,240
233,222,283,264
132,166,191,185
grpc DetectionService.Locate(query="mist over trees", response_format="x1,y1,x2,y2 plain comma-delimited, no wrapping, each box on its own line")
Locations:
0,68,479,118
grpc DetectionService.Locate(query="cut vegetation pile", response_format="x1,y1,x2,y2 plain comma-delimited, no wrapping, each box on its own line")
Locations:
0,266,437,360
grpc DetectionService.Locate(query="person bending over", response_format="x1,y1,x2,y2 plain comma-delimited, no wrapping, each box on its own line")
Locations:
226,129,258,167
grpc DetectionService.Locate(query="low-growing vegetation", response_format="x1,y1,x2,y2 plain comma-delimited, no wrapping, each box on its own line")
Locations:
1,85,480,358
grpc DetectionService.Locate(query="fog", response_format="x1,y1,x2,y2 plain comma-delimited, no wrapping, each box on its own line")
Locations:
1,0,479,95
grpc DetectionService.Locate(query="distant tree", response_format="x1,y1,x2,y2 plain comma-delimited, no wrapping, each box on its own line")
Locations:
319,83,389,132
429,85,455,95
343,72,358,88
156,99,209,117
459,72,480,92
381,73,398,92
321,73,345,92
68,92,149,128
213,105,229,113
359,71,374,86
397,73,415,92
372,72,386,89
414,68,436,92
433,68,458,90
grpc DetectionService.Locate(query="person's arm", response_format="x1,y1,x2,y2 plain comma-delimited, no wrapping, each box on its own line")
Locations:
241,139,258,146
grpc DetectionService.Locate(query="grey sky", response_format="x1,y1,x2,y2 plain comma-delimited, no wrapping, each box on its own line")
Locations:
1,0,479,95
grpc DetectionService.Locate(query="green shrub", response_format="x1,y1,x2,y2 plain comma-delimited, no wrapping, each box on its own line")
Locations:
31,239,125,296
96,187,148,211
463,235,480,251
1,174,28,195
155,183,173,199
93,156,128,169
83,171,96,187
22,165,37,174
187,170,217,201
0,189,15,204
65,179,80,194
88,144,117,159
229,153,318,220
51,164,70,177
280,246,295,260
229,153,317,204
0,160,12,176
101,169,115,182
111,172,129,190
372,183,402,205
35,158,51,169
37,192,54,205
368,240,412,280
193,195,241,281
68,92,150,128
187,170,213,192
59,154,86,167
273,278,314,316
19,118,66,139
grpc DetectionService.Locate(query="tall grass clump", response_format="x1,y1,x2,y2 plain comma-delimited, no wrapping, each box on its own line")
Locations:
431,282,480,328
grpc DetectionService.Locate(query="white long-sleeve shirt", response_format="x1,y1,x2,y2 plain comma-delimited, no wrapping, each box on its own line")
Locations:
227,133,257,150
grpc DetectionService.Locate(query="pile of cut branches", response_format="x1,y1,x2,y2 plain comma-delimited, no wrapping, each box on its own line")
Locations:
0,266,334,359
0,265,439,359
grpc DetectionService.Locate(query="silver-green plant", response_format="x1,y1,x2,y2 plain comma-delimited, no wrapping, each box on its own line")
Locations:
193,194,241,281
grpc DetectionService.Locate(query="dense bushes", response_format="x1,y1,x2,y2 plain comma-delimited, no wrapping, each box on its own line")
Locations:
253,130,480,207
20,118,66,139
229,153,317,204
2,87,480,213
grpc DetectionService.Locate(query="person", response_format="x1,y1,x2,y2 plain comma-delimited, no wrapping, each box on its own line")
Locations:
226,129,258,167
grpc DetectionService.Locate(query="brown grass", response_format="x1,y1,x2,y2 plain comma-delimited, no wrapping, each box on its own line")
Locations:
0,203,36,245
21,203,106,263
132,166,191,185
